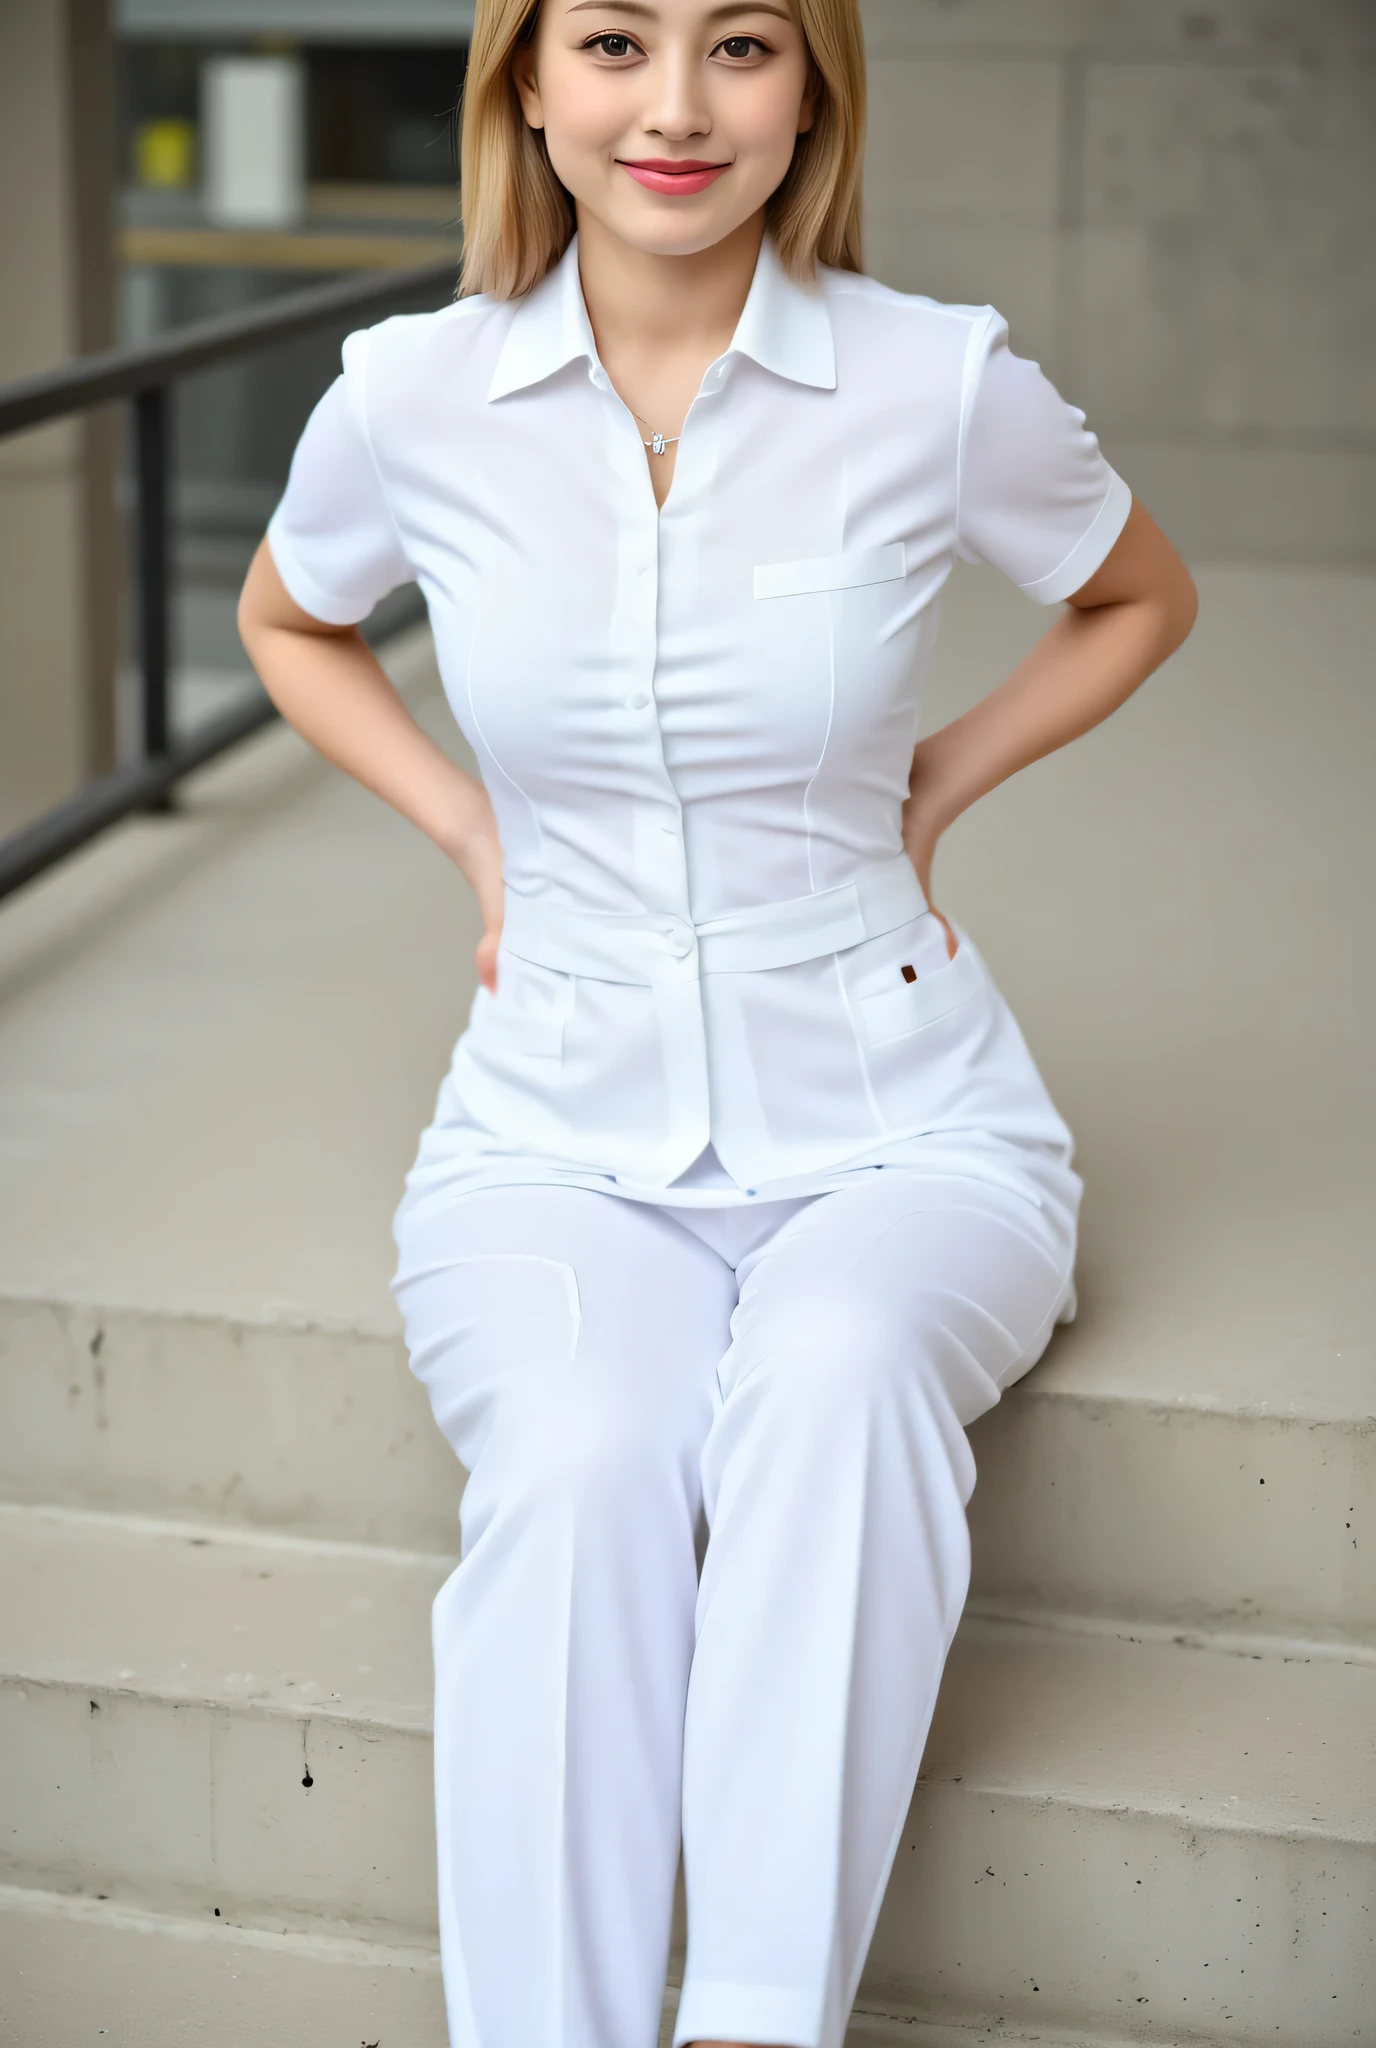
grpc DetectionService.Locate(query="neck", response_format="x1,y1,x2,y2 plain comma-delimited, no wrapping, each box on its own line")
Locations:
574,208,767,368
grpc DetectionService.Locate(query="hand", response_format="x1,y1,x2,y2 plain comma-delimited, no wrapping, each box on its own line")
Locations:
902,750,959,962
929,902,959,961
475,916,502,994
446,812,505,993
471,856,504,994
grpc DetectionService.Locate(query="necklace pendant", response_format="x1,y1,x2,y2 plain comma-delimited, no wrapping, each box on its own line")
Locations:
651,431,667,456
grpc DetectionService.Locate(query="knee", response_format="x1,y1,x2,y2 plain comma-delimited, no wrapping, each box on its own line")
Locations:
467,1355,701,1546
731,1288,1001,1443
704,1292,982,1540
735,1294,909,1419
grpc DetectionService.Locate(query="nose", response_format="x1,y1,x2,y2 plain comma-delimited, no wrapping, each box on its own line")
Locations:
643,47,712,143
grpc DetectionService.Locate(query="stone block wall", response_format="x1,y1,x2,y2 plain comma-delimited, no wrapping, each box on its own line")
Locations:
0,0,119,837
860,0,1376,564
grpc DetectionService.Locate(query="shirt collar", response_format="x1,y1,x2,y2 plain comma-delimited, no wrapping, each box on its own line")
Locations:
728,229,836,391
487,237,597,401
486,229,837,402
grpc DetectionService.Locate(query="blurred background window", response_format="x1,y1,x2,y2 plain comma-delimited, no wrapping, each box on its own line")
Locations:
102,11,469,778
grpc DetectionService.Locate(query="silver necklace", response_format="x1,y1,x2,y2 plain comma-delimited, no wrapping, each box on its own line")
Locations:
631,408,680,456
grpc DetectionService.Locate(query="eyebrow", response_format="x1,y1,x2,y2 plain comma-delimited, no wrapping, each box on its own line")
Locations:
565,1,795,20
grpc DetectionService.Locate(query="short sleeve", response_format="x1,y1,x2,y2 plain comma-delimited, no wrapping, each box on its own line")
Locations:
264,326,413,626
956,313,1133,604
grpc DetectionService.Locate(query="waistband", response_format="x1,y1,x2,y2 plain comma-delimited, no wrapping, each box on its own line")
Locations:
500,853,928,984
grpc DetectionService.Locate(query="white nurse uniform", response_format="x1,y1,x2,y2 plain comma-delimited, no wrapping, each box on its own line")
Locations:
266,231,1132,2048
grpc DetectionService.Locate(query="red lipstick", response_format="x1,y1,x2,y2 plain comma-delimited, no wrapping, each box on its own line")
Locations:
618,157,731,196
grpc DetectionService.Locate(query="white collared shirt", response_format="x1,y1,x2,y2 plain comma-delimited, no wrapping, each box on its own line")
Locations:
266,233,1131,1212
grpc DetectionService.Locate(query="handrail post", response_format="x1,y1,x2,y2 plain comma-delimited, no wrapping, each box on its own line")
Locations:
0,256,455,902
134,383,172,807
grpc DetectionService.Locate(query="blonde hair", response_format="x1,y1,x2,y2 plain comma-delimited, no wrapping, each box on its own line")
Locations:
458,0,865,299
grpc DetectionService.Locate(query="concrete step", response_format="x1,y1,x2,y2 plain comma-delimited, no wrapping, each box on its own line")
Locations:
2,1289,1372,1653
0,1502,445,1942
0,1887,1117,2048
0,1882,446,2048
1,1503,1370,2045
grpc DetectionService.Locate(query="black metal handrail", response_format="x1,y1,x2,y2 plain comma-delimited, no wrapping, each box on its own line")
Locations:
0,257,457,904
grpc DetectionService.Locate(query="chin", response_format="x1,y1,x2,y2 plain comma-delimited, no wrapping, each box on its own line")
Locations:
598,198,762,261
631,225,742,259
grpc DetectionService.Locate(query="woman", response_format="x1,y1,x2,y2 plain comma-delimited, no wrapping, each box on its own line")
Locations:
238,1,1198,2043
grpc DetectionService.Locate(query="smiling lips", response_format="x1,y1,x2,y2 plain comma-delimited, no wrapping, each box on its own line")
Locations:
618,157,732,196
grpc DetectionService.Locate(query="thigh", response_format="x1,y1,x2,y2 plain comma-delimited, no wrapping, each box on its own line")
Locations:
721,1171,1076,1430
392,1185,737,1482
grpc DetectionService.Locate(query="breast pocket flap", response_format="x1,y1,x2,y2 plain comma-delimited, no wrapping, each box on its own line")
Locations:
753,542,906,601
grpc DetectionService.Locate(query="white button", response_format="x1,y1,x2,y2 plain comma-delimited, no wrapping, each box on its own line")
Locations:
627,692,651,710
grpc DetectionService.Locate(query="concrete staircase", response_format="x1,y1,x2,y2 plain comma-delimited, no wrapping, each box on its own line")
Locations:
1,568,1372,2046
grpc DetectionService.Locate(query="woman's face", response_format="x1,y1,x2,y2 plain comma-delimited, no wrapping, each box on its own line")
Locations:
514,0,815,258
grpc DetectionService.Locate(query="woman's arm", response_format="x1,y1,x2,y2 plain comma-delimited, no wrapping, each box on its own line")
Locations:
237,538,506,990
903,498,1198,948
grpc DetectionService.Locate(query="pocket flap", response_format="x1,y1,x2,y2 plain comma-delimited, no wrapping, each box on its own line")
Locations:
858,944,984,1046
493,951,573,1059
754,542,906,600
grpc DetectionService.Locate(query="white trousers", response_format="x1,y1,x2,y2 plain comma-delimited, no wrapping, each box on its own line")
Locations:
392,1167,1077,2048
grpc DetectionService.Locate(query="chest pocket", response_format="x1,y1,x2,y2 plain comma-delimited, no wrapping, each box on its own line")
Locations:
753,542,906,600
857,942,984,1047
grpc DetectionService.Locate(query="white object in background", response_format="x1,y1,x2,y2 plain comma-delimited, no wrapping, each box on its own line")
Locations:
202,55,305,228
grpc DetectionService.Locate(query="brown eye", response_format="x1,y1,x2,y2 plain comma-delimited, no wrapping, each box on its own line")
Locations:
591,32,635,56
719,35,759,57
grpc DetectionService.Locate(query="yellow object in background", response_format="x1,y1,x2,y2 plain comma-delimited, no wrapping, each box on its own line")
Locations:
135,118,196,190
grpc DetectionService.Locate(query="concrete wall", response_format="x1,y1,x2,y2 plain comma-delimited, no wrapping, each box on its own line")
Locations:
861,0,1376,565
0,0,119,838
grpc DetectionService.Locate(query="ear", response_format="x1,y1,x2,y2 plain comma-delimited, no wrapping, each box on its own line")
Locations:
512,40,544,129
796,63,819,136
